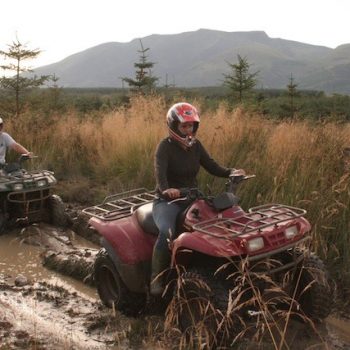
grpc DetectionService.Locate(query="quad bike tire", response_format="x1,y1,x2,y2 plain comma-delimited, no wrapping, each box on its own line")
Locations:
94,248,146,316
294,254,333,320
0,211,6,234
173,267,230,336
47,194,70,228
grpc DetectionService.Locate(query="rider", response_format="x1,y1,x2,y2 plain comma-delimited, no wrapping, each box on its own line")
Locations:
0,117,32,165
151,102,245,295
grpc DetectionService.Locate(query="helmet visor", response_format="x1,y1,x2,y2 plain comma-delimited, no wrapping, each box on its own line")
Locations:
178,122,194,136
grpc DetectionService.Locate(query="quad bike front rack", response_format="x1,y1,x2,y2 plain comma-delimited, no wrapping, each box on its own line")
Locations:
82,188,157,221
7,188,51,223
192,203,307,239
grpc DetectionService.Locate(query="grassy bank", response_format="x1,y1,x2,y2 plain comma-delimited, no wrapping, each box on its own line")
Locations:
7,96,350,281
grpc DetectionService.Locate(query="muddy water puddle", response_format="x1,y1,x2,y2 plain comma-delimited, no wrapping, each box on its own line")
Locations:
0,230,98,300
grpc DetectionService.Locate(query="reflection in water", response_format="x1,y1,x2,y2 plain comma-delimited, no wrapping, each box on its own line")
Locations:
0,234,46,277
327,316,350,343
0,231,98,299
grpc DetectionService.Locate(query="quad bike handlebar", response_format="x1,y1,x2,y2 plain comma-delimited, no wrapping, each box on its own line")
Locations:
228,174,256,182
226,174,255,193
0,154,38,175
19,153,36,164
18,154,37,168
178,188,205,199
166,188,204,204
168,174,256,204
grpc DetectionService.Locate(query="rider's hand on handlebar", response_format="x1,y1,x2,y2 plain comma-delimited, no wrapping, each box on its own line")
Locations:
230,168,246,177
21,152,34,158
162,188,181,199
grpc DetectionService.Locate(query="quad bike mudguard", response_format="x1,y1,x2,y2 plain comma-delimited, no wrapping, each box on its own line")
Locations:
100,237,151,293
171,231,241,264
89,214,156,264
170,201,246,263
89,214,156,293
172,202,312,267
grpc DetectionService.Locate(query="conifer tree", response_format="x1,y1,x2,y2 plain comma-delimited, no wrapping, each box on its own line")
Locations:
0,38,50,118
287,73,299,118
122,39,158,94
164,73,175,89
223,55,259,103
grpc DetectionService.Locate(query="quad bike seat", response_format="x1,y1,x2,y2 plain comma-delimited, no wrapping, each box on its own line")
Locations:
135,202,159,236
135,202,187,238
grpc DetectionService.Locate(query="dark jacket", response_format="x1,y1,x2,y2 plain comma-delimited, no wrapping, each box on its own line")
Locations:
154,137,231,193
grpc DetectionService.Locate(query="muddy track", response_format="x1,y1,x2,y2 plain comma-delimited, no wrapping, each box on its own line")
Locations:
1,272,350,350
1,218,350,349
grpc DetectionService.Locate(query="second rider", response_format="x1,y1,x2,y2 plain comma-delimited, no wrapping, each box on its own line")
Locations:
151,102,245,295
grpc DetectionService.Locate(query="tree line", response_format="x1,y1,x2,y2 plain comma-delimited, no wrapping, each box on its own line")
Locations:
1,37,350,121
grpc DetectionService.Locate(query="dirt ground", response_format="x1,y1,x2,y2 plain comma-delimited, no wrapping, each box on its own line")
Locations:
1,222,350,349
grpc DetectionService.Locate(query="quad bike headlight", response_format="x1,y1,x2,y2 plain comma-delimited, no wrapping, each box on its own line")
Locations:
12,183,24,191
36,179,47,187
247,237,264,252
285,225,298,239
47,175,56,184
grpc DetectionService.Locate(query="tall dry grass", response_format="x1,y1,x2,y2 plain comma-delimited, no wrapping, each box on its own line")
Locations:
6,95,350,275
165,257,329,350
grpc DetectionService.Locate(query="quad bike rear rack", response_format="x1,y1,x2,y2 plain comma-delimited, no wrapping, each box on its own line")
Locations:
192,203,307,239
82,188,157,221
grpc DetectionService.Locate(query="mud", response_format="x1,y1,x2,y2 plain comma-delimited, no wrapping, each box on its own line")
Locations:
71,212,102,245
1,222,350,349
0,274,135,349
10,222,98,285
0,226,163,349
42,248,97,285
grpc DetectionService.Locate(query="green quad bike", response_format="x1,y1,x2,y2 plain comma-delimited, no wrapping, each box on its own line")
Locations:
0,154,69,233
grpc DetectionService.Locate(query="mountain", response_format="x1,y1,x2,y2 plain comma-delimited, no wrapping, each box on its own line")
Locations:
32,29,350,93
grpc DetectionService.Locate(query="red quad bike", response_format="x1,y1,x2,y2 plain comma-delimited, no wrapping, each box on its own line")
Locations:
84,175,333,326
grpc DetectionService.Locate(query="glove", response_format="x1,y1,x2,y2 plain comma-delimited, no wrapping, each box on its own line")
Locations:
230,168,246,177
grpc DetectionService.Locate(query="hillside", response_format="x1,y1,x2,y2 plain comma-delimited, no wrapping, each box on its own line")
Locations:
32,29,350,93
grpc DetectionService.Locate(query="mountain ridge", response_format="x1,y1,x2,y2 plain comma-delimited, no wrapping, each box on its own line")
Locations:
32,29,350,93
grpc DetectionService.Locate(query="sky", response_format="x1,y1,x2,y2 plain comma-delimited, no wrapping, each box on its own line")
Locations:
1,0,349,69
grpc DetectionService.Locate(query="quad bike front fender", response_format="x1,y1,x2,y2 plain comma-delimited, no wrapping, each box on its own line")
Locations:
171,231,241,265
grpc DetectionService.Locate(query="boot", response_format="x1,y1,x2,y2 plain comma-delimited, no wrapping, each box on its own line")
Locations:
150,248,170,296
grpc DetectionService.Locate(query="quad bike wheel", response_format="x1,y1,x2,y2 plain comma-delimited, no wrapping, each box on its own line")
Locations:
0,211,6,234
294,254,333,320
94,248,146,316
47,194,70,227
172,267,231,344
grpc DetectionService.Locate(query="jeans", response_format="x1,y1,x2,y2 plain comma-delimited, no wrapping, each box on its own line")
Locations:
152,198,188,252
